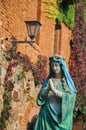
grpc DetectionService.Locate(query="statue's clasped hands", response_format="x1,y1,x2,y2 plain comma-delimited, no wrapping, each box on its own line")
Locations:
48,79,62,97
48,79,55,91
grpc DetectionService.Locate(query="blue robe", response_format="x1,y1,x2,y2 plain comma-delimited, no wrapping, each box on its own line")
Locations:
34,79,76,130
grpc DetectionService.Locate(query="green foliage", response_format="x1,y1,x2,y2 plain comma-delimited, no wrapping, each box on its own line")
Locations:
83,0,86,23
83,8,86,22
70,1,86,120
82,106,86,114
59,3,75,30
43,6,63,21
31,55,48,85
42,0,57,5
0,44,48,129
42,0,76,30
42,0,63,21
82,0,86,2
17,72,26,80
73,93,86,119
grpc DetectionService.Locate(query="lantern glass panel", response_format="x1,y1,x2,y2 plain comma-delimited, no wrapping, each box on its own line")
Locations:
25,20,41,41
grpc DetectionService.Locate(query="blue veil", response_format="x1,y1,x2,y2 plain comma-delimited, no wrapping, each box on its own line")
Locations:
48,55,77,93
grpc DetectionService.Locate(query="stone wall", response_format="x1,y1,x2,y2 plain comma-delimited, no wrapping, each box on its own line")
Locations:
0,48,41,130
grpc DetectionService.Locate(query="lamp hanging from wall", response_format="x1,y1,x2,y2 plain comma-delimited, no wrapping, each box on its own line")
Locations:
8,20,42,44
25,20,41,43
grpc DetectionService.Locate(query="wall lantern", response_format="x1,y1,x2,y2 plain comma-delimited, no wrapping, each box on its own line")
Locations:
10,20,41,44
25,20,41,43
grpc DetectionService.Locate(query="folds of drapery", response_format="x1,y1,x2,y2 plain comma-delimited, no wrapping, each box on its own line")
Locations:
34,80,76,130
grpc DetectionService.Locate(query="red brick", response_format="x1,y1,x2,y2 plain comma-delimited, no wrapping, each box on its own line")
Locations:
0,0,72,63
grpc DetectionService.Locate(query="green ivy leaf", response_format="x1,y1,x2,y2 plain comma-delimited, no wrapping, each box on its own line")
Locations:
82,106,86,114
18,72,26,80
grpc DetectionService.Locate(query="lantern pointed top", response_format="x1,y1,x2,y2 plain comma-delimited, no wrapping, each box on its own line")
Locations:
25,20,41,43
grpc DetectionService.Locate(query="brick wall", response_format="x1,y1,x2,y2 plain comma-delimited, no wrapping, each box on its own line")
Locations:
0,0,38,39
0,0,55,61
57,23,72,67
0,0,72,63
0,0,40,62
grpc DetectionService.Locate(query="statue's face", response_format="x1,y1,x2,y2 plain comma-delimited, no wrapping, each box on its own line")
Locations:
51,62,61,74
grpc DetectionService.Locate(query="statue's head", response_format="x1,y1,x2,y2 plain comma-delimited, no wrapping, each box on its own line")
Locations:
49,55,65,78
47,54,76,93
49,55,65,65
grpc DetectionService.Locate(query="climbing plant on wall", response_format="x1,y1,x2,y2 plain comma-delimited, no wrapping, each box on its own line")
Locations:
83,2,86,22
70,0,86,119
42,0,78,30
70,1,86,92
0,44,48,129
31,55,48,85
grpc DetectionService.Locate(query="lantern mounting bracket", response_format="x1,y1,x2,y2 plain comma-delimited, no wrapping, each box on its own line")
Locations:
10,39,34,45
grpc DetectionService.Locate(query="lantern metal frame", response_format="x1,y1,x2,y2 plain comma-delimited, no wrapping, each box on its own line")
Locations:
10,20,41,44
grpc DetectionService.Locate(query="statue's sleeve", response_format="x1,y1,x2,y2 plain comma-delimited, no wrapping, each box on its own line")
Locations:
62,90,76,121
36,79,49,106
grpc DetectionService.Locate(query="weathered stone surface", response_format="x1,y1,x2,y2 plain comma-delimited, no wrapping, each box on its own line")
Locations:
12,90,19,102
2,60,37,129
0,87,3,112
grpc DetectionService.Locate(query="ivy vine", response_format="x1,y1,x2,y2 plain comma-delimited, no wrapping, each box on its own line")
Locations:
0,44,48,129
0,63,17,129
42,0,78,30
70,1,86,118
42,0,63,21
83,1,86,22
